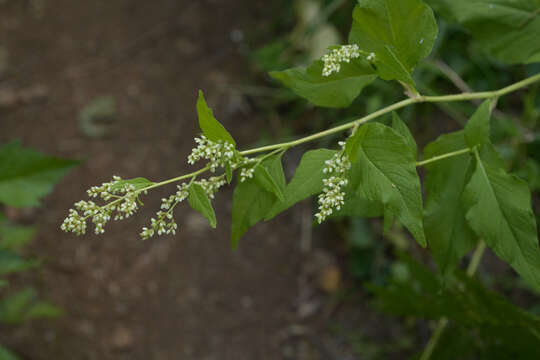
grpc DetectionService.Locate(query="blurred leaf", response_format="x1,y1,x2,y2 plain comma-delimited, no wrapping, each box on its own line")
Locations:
425,0,540,64
346,123,425,246
0,288,62,324
0,250,38,276
266,149,336,219
270,58,376,108
349,0,438,87
463,144,540,290
196,90,236,146
423,131,476,275
0,344,20,360
188,183,217,228
0,141,78,207
0,214,35,251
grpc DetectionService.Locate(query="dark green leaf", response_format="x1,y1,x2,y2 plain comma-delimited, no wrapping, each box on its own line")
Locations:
423,131,476,275
196,90,236,145
347,123,425,246
463,144,540,290
265,149,336,220
110,177,154,191
188,183,217,228
270,59,376,108
225,163,233,183
464,100,492,148
0,250,39,276
349,0,438,87
0,141,79,207
425,0,540,64
392,112,417,160
230,155,284,247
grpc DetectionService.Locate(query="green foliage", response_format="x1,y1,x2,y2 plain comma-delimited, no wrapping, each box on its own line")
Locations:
266,149,336,219
270,59,377,108
231,155,286,247
349,0,438,88
370,254,540,359
0,288,62,324
188,183,217,228
423,131,476,275
0,141,78,207
463,145,540,290
197,90,236,145
346,122,425,246
425,0,540,64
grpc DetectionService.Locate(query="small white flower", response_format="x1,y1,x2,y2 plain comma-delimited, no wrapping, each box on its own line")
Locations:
239,167,255,182
187,135,236,172
321,45,376,77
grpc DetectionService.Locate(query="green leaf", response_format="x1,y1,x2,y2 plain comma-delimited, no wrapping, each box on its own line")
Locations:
423,131,476,275
0,214,35,251
231,155,285,248
0,141,79,207
109,177,154,192
265,149,336,220
349,0,438,87
196,90,236,146
0,288,61,324
254,163,285,202
464,100,492,148
392,112,417,160
425,0,540,64
0,250,39,276
463,144,540,290
188,183,217,228
347,123,425,246
225,163,233,183
0,344,20,360
270,59,377,108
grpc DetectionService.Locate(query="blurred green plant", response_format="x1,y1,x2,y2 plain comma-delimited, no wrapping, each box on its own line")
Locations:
0,140,77,358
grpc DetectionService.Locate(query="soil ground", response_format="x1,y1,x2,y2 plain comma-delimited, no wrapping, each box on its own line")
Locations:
0,1,386,359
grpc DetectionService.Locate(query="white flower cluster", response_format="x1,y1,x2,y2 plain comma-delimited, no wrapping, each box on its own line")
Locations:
239,167,255,182
321,44,376,76
61,176,143,235
140,175,226,240
187,135,235,172
315,145,351,223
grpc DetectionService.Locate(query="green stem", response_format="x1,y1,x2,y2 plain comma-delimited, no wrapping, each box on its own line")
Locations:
420,240,487,360
416,148,471,167
240,72,540,156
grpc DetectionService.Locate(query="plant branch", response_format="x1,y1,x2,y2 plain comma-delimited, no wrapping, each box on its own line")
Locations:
420,240,487,360
416,148,471,167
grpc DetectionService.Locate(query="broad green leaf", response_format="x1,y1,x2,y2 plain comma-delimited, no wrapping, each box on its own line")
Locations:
196,90,236,146
0,141,79,207
391,112,417,160
188,183,217,228
0,250,39,276
0,288,61,324
425,0,540,64
463,145,540,290
0,344,20,360
349,0,438,87
110,177,154,191
423,131,476,275
347,123,425,246
270,59,377,108
231,155,284,248
0,214,35,251
253,160,285,202
265,149,336,220
464,100,492,148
